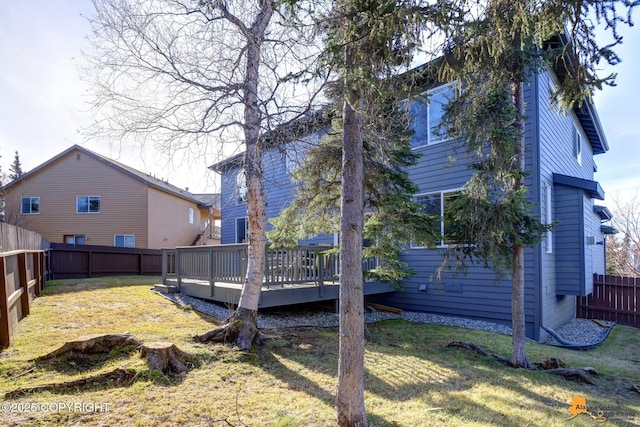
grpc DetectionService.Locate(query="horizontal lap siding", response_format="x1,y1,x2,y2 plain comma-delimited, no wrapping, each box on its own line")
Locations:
537,69,604,329
147,188,202,249
5,150,148,247
221,131,334,246
379,84,541,339
377,246,539,337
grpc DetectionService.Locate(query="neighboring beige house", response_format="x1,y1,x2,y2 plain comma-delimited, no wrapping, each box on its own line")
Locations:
1,145,220,249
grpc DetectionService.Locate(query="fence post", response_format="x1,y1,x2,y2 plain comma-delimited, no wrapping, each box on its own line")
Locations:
35,252,44,296
17,252,30,317
0,256,9,347
87,250,92,278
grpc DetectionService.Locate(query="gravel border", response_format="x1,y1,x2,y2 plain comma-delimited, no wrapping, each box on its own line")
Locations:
156,290,611,347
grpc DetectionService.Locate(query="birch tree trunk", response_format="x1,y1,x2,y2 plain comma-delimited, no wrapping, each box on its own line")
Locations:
232,5,272,350
193,2,275,350
336,45,368,427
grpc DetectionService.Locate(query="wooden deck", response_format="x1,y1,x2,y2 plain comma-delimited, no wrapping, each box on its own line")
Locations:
162,278,395,308
161,244,394,308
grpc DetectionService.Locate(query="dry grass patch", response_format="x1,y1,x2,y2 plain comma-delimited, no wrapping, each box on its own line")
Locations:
0,276,638,426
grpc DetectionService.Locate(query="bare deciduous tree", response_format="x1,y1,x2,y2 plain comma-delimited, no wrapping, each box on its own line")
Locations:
607,190,640,277
85,0,325,349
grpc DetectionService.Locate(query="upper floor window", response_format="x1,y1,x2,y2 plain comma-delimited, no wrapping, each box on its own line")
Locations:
77,196,101,214
21,197,40,214
236,171,246,204
413,190,460,247
64,234,85,245
188,208,194,224
573,127,582,166
114,234,135,248
410,83,456,149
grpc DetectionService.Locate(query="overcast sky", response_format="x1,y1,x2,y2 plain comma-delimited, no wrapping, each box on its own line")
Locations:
1,1,638,199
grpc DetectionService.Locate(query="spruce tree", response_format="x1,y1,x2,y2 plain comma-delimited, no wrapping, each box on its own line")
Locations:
429,0,638,368
9,151,23,180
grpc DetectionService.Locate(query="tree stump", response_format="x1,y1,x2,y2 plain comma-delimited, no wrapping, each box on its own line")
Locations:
35,333,141,361
140,342,191,375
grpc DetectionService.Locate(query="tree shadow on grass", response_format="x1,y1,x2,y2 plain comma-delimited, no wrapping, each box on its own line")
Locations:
256,320,640,426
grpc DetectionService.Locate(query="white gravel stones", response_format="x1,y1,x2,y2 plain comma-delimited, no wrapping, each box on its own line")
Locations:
157,290,613,347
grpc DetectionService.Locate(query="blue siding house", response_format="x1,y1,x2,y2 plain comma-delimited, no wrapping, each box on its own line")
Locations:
211,67,614,341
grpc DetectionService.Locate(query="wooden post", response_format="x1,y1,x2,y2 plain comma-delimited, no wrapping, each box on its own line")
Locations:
87,250,92,277
17,252,30,317
0,256,10,347
161,249,168,285
318,251,325,298
34,252,43,296
176,250,182,291
208,248,215,297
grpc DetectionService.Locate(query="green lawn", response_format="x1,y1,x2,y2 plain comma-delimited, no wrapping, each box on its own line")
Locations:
0,276,638,426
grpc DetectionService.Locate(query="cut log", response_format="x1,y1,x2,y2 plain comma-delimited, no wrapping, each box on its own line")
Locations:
35,333,141,361
5,367,136,399
140,342,191,375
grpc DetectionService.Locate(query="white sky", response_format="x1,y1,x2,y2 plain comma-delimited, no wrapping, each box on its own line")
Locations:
1,1,639,199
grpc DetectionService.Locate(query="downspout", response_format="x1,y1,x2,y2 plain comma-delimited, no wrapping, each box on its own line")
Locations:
541,323,616,351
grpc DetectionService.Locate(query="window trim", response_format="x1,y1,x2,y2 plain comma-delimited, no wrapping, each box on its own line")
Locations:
188,208,194,224
21,196,41,214
410,82,457,150
114,234,135,248
545,183,553,254
236,171,247,204
76,195,101,214
411,188,460,248
64,234,85,245
573,126,583,166
235,217,248,243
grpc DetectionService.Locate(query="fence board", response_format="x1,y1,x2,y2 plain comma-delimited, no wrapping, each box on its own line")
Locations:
577,274,639,328
48,243,163,279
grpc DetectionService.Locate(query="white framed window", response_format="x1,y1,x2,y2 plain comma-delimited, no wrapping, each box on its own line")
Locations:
21,197,40,214
76,196,101,213
236,217,248,243
410,83,456,149
573,127,582,166
236,171,246,204
114,234,135,248
188,208,194,224
64,234,85,245
412,189,460,247
545,183,553,254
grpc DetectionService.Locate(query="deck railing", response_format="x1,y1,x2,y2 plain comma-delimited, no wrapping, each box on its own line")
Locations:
162,244,377,292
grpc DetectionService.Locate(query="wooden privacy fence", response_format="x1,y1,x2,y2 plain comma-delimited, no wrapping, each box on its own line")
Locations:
577,274,639,328
48,243,163,279
0,223,47,347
